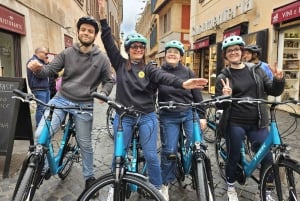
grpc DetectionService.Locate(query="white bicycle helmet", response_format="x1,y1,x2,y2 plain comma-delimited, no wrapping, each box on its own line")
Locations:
222,36,245,51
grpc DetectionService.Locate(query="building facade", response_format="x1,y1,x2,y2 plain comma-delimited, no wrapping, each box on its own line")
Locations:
190,0,300,102
0,0,122,78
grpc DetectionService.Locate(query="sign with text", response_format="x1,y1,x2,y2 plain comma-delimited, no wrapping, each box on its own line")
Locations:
0,77,33,178
0,5,26,35
271,1,300,24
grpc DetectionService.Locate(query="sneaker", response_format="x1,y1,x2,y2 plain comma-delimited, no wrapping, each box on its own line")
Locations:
106,186,114,201
227,189,239,201
160,184,169,201
265,190,275,201
85,177,99,198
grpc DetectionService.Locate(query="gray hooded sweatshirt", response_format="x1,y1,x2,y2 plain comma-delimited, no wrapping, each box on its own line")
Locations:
35,43,114,102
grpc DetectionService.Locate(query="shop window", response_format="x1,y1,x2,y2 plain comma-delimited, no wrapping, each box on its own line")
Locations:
0,32,15,77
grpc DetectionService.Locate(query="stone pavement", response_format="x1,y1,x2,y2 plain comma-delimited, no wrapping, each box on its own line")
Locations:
1,91,300,201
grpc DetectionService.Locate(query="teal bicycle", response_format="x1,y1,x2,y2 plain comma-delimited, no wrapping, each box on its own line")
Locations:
12,89,92,201
158,96,231,201
214,97,300,201
77,92,164,201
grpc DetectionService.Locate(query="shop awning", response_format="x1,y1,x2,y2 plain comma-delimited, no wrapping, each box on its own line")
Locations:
193,37,209,49
0,5,26,35
223,26,241,39
271,1,300,24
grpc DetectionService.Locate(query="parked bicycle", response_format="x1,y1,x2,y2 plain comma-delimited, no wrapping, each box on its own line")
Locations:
158,96,230,201
77,92,164,201
12,89,92,201
214,97,300,201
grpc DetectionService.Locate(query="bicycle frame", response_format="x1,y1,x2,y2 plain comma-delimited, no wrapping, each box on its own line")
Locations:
179,106,205,174
225,103,281,178
39,112,76,175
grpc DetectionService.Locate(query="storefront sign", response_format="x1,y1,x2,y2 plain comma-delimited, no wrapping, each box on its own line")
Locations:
271,1,300,24
191,0,253,36
64,35,73,48
0,5,26,35
223,26,241,39
193,37,209,49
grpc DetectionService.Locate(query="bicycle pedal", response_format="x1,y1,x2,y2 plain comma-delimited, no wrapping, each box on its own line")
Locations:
167,154,177,161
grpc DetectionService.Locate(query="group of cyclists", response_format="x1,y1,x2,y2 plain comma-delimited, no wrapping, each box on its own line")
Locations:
26,0,285,200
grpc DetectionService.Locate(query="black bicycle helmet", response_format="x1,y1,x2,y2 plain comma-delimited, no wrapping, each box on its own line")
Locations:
77,16,99,34
244,44,262,55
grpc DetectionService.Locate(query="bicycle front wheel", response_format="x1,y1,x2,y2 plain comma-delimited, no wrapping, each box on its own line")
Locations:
77,173,165,201
192,155,212,201
106,105,116,139
260,159,300,201
13,165,38,201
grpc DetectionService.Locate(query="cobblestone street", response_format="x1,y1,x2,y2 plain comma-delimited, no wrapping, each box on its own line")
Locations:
1,92,300,201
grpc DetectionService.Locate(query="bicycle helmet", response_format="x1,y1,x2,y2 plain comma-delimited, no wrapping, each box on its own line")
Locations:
164,40,185,56
124,33,147,51
77,16,99,34
244,44,262,55
222,36,245,50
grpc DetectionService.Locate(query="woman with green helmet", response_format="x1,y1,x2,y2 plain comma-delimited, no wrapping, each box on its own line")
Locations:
98,1,208,200
215,35,285,201
158,40,207,200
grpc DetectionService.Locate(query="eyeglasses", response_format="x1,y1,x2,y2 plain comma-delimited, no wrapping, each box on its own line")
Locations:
130,44,146,50
226,47,241,54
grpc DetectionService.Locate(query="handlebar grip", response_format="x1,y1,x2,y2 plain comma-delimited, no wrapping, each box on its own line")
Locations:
91,92,109,102
13,89,33,100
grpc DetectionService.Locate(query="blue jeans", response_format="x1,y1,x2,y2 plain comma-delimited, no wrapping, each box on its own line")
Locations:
35,95,94,180
32,90,50,127
225,123,272,183
113,112,162,188
159,109,194,184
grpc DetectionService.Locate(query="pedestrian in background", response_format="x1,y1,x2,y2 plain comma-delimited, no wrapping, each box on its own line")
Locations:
98,0,207,200
27,16,114,196
26,47,50,127
158,40,207,201
243,44,273,79
215,36,284,201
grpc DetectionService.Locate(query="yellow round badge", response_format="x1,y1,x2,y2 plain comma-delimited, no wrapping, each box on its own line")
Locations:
138,71,145,78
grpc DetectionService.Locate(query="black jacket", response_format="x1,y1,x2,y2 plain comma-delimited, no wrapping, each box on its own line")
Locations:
215,62,285,128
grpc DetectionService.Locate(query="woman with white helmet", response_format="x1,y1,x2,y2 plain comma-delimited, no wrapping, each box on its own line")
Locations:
215,35,285,201
158,40,207,200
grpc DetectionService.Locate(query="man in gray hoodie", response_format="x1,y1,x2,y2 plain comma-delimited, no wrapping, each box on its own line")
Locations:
27,16,114,192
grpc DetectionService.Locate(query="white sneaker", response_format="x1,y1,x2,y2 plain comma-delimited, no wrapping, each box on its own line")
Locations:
265,190,275,201
106,186,114,201
227,189,239,201
160,184,169,201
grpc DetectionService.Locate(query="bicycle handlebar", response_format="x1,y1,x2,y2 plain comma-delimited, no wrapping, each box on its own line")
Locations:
228,97,300,106
158,95,232,109
12,89,94,113
91,92,143,117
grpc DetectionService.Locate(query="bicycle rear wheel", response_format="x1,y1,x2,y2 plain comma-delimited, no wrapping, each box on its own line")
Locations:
106,105,116,139
214,130,227,180
260,159,300,201
203,105,216,143
58,129,80,179
77,173,165,201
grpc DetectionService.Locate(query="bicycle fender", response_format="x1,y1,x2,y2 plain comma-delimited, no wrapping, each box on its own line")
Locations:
126,171,149,181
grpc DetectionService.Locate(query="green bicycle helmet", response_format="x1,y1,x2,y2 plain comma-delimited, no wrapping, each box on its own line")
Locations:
244,44,262,55
164,40,185,56
124,33,147,51
77,16,99,34
222,36,245,51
